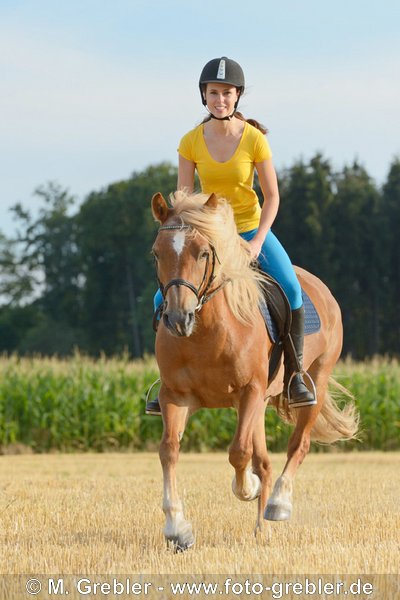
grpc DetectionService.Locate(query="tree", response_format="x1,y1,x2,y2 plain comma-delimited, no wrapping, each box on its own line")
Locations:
272,154,335,283
0,231,35,305
329,162,382,357
1,158,398,359
0,304,38,353
76,162,177,356
1,182,84,355
381,157,400,354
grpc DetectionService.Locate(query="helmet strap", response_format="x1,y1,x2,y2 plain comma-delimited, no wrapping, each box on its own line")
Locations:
207,110,235,122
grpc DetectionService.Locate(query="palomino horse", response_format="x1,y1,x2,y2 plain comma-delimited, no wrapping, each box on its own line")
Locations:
151,190,358,550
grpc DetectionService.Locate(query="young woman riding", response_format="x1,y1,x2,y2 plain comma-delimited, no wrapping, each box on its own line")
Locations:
146,56,315,415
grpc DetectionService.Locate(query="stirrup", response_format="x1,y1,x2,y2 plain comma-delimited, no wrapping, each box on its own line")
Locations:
145,378,161,415
287,370,317,408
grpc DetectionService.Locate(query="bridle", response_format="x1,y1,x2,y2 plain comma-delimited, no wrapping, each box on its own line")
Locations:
153,223,230,330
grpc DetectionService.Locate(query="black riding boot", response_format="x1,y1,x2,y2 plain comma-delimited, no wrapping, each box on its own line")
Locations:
283,305,317,408
145,397,162,415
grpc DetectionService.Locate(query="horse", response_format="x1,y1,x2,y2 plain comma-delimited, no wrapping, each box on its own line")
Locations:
151,189,358,550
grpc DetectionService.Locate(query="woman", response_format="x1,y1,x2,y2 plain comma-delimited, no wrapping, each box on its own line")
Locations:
146,56,315,415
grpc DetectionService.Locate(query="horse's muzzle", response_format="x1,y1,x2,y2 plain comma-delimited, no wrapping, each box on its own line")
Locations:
163,310,195,337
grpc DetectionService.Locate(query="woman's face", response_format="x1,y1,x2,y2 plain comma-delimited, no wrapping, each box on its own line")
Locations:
204,83,240,118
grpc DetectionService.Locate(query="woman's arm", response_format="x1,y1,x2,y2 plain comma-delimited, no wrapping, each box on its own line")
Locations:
178,154,196,191
248,159,280,259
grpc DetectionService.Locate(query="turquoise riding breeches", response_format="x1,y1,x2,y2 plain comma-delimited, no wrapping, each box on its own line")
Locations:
240,228,302,310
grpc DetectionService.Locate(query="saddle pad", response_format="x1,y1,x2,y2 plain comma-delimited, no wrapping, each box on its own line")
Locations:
260,289,321,344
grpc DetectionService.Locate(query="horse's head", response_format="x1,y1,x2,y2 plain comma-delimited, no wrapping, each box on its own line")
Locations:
152,192,219,337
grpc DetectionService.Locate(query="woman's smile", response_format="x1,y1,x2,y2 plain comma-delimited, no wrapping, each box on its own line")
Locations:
205,83,239,118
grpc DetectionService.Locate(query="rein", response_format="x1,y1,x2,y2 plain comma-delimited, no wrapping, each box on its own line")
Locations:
153,223,230,331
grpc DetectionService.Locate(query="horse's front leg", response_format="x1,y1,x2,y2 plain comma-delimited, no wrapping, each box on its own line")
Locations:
229,386,265,503
159,401,194,551
251,407,272,535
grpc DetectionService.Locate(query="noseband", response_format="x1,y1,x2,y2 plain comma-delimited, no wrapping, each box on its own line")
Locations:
153,223,230,330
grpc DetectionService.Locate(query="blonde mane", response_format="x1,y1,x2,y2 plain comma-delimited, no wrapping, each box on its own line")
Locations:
169,190,266,326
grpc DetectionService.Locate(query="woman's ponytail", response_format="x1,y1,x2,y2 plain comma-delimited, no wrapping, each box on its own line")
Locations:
234,112,268,135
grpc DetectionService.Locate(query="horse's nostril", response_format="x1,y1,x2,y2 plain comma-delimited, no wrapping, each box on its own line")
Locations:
162,310,194,336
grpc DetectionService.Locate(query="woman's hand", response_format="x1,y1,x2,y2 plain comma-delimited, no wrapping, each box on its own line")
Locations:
247,237,264,261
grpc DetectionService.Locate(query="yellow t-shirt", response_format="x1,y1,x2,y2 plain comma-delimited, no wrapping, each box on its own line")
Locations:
178,122,272,233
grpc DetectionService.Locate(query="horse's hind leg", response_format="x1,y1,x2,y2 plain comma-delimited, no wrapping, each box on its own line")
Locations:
265,362,329,521
159,402,194,551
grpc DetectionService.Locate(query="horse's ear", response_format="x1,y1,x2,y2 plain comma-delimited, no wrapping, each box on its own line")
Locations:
152,192,169,223
205,193,218,209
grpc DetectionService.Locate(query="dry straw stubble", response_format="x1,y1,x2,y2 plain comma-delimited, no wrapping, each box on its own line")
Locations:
0,451,399,575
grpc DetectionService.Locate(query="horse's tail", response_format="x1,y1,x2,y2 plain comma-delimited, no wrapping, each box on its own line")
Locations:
310,377,359,444
273,376,359,444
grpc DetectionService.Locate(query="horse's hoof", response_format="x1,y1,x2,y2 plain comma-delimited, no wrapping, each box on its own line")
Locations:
232,472,261,501
264,501,292,521
166,534,195,553
167,539,195,553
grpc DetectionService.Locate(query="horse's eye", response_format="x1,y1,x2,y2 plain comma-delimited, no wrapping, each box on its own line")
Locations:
200,250,209,260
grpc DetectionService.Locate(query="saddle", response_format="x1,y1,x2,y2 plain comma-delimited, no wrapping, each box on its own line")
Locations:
258,274,321,383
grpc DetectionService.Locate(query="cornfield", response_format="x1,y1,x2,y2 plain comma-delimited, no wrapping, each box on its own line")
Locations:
0,354,399,453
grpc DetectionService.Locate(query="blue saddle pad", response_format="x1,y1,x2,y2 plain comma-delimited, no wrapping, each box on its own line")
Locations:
261,289,321,344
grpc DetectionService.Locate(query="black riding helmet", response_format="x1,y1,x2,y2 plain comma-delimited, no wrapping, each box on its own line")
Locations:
199,56,245,117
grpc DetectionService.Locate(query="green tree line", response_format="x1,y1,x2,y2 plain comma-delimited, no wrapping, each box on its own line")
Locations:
0,155,399,359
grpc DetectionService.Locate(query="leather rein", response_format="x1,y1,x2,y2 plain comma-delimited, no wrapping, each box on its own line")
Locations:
153,223,230,331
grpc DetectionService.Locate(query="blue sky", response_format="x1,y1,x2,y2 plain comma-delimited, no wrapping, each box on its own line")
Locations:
1,0,399,236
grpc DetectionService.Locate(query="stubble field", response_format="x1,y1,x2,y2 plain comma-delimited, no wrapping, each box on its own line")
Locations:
0,451,399,578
